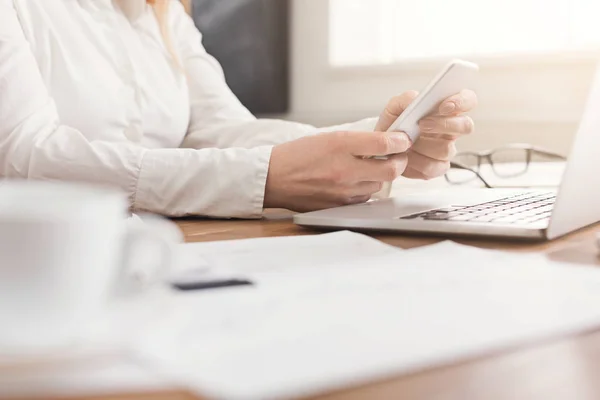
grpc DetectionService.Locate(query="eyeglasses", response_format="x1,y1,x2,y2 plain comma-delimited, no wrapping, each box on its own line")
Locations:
445,144,566,188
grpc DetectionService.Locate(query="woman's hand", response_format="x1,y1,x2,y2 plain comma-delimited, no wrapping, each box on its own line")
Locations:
265,131,411,212
264,89,477,212
375,89,478,180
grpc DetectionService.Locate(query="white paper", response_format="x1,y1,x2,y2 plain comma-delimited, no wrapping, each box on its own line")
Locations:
173,231,403,278
135,241,600,400
390,161,565,196
2,232,396,398
474,162,565,188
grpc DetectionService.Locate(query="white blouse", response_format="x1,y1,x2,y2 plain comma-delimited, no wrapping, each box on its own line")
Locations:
0,0,375,218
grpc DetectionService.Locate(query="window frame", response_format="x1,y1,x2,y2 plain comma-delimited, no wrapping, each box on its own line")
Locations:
327,50,600,78
289,0,597,129
327,0,600,75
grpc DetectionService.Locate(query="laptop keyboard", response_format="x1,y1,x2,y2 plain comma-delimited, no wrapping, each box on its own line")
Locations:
400,192,556,225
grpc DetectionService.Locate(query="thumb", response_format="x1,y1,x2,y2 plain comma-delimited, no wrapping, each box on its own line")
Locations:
375,90,419,132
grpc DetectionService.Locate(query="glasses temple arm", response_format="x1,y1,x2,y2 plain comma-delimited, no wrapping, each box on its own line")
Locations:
530,147,567,160
449,161,493,189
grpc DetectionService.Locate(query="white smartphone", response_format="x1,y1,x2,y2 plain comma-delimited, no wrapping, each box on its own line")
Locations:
372,59,479,200
387,59,479,142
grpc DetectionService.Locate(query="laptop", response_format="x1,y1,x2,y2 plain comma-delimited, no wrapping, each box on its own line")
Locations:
294,66,600,241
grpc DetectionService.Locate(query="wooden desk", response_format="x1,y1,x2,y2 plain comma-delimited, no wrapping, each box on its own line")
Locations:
8,212,600,400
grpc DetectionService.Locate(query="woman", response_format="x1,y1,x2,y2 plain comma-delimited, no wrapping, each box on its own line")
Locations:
0,0,477,218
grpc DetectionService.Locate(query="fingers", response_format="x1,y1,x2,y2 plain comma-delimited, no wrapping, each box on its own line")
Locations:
410,137,457,162
346,195,372,206
342,131,412,157
375,90,420,131
353,181,384,197
402,151,451,180
369,89,477,184
418,115,475,137
354,153,409,182
310,184,377,210
338,182,382,201
438,89,478,116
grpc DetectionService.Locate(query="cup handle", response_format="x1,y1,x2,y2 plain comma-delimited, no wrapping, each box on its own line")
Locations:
118,218,179,294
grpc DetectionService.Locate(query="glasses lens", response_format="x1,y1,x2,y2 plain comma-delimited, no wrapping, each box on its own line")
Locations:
446,153,480,184
446,153,479,185
454,153,479,168
446,167,479,184
490,148,529,177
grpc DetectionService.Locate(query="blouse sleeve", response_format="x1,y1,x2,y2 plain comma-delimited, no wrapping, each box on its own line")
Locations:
169,1,378,150
0,0,274,218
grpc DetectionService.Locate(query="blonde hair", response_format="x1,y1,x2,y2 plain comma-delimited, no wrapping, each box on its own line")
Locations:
147,0,183,68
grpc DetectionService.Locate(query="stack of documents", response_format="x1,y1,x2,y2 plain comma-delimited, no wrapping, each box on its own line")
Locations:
132,232,600,400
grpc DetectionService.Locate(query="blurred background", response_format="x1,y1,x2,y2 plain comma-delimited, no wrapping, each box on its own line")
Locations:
191,0,600,154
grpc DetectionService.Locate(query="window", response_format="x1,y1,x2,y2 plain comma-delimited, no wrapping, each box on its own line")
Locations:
329,0,600,67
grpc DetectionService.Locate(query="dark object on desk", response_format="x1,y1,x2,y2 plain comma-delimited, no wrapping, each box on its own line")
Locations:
191,0,290,114
172,279,254,292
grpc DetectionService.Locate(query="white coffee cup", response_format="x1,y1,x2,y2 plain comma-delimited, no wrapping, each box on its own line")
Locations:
0,181,174,354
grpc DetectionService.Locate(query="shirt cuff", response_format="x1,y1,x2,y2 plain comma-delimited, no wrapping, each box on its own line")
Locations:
133,145,274,219
251,145,273,217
